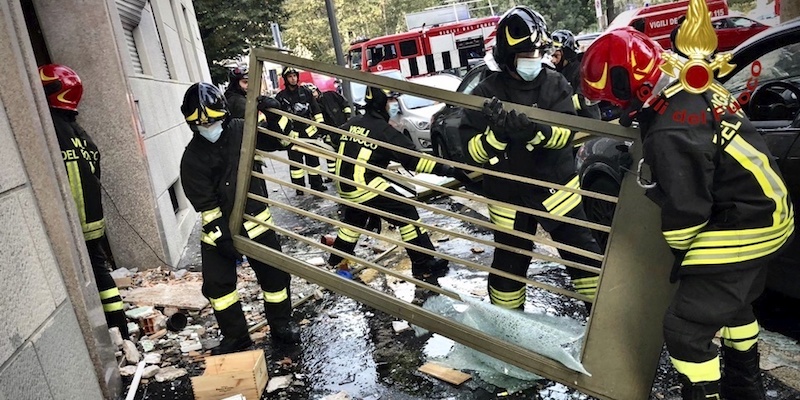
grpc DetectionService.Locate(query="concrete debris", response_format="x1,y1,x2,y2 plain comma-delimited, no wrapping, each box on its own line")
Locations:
139,339,155,353
143,352,161,365
141,365,161,379
110,267,132,279
172,269,188,280
154,366,188,382
180,340,202,353
109,327,124,347
125,306,154,320
126,322,140,336
470,247,485,254
162,306,179,317
392,321,411,333
119,365,138,377
123,340,141,364
321,391,352,400
123,281,209,310
266,375,293,393
305,256,327,266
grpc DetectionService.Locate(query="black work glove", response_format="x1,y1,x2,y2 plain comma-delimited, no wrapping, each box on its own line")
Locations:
216,238,242,261
483,97,541,144
434,165,473,183
482,97,511,142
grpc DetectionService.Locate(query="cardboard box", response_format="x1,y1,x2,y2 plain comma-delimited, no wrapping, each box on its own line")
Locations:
191,349,268,400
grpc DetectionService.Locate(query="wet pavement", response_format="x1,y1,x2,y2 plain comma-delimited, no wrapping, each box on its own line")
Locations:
125,152,800,400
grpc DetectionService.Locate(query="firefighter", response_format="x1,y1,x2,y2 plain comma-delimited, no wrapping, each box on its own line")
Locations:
224,66,249,119
180,83,301,355
458,6,602,310
39,64,129,338
306,83,353,181
276,67,326,194
581,27,794,399
327,86,470,284
550,29,601,119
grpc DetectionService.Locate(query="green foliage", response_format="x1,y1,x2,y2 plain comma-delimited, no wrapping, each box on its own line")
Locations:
193,0,286,84
523,0,597,34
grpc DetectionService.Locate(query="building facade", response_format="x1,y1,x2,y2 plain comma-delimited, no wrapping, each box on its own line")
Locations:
0,0,208,397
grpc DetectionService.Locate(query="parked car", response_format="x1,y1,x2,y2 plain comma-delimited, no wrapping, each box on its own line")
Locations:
711,15,770,51
390,74,463,151
576,19,800,298
349,69,406,107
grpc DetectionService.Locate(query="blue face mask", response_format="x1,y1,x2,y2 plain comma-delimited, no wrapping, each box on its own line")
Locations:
388,102,400,118
197,121,224,143
516,57,544,81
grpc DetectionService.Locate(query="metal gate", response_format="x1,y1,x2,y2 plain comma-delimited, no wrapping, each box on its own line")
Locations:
229,47,675,400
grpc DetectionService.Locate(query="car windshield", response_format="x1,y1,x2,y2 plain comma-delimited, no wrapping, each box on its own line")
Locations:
402,95,437,109
350,69,405,104
726,42,800,93
349,49,362,69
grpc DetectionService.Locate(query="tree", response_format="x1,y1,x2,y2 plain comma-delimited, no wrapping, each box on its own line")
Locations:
526,0,597,34
193,0,286,84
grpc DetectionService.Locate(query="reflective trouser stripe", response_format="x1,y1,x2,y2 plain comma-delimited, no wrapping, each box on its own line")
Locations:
328,161,336,173
670,356,721,383
201,207,225,245
306,124,318,137
83,219,106,241
308,165,322,176
488,204,516,230
343,107,352,114
99,287,124,312
542,176,582,218
263,289,288,304
721,321,759,351
415,158,436,174
337,226,361,243
209,290,240,311
663,221,709,250
278,116,289,131
314,113,324,123
338,177,390,204
573,276,598,299
399,221,426,242
290,168,306,179
489,286,525,309
244,208,273,239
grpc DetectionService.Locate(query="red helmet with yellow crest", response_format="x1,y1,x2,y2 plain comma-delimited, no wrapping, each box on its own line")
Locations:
39,64,83,112
581,27,664,109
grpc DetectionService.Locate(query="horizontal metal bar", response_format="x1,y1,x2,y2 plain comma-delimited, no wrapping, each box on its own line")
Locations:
253,47,637,141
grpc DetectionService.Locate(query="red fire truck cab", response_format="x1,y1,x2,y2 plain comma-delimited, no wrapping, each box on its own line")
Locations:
347,16,499,78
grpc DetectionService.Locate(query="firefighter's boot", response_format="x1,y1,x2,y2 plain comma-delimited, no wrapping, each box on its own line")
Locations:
721,344,766,400
309,174,327,192
679,375,721,400
412,258,449,285
106,310,130,339
265,298,300,345
211,302,253,355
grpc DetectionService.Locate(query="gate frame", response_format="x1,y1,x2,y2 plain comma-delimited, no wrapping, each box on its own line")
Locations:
230,48,676,400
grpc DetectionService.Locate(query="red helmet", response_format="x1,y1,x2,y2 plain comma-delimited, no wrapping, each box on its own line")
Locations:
581,28,664,109
39,64,83,111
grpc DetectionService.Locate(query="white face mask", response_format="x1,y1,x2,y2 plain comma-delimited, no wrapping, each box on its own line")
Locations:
516,57,544,81
388,102,400,118
197,121,224,143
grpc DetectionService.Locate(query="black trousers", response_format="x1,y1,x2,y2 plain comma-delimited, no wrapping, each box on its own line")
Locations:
663,267,767,382
288,148,322,188
329,187,436,273
86,235,129,338
202,228,292,338
488,207,601,309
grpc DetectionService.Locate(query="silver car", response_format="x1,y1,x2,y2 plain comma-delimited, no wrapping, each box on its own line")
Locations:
390,74,462,151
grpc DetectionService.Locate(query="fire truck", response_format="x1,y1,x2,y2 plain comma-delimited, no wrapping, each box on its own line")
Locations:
347,15,499,78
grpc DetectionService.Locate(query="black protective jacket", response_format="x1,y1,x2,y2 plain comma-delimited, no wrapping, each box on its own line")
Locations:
318,91,352,128
560,54,601,119
276,86,324,138
224,86,248,119
336,109,445,204
459,68,580,229
52,109,105,241
180,116,290,245
640,86,794,275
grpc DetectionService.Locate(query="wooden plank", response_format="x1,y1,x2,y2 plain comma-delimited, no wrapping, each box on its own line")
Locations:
192,350,267,400
113,276,132,289
417,362,472,385
122,281,209,310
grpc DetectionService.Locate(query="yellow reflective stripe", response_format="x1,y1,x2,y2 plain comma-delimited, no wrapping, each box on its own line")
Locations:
485,128,507,151
202,207,223,226
314,113,324,123
488,204,516,230
263,289,288,304
306,125,318,136
683,220,793,265
468,134,489,163
83,219,106,241
727,135,791,224
399,223,420,241
542,176,580,210
489,286,525,309
550,192,582,217
337,226,361,243
244,209,272,239
343,107,352,114
328,161,337,173
572,276,598,289
415,157,436,174
721,321,759,351
205,107,226,118
209,291,240,311
308,164,321,176
66,161,86,223
201,225,223,246
670,356,721,383
278,116,289,131
290,168,306,179
543,126,571,149
663,221,708,250
338,178,391,204
572,94,582,110
99,287,121,300
103,302,124,312
258,112,267,123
